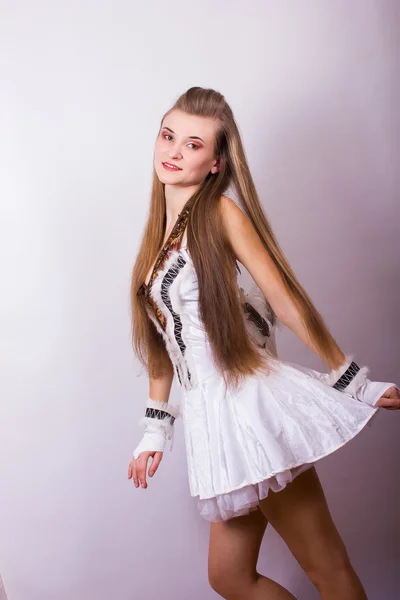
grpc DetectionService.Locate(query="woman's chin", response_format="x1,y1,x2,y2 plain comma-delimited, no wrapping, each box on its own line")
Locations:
156,171,184,185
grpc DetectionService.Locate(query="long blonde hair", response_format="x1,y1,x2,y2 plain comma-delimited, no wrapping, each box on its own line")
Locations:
131,86,337,391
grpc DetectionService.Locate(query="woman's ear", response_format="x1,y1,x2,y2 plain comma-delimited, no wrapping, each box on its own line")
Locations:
211,157,221,174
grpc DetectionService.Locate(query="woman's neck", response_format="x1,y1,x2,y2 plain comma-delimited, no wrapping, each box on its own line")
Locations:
164,183,199,223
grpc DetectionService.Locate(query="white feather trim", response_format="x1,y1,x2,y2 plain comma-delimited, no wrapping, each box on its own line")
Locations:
147,397,179,419
139,413,173,428
341,366,370,396
325,354,354,386
325,354,370,395
239,282,280,356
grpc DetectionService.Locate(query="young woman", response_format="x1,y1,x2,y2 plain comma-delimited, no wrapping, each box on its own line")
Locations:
128,87,399,600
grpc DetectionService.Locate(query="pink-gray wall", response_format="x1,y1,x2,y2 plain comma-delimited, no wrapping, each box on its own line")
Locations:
0,1,398,599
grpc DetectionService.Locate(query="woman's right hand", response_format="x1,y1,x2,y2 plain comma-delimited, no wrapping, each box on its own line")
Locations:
374,385,400,410
128,451,164,489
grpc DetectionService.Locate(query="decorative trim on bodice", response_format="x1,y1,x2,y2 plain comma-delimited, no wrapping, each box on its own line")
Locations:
160,254,193,387
138,194,195,299
144,249,198,391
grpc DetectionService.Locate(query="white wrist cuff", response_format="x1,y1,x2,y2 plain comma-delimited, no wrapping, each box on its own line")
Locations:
133,398,178,459
133,423,170,458
353,379,397,408
326,354,397,407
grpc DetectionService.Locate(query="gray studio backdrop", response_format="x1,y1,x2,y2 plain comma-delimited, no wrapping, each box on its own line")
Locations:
0,1,399,599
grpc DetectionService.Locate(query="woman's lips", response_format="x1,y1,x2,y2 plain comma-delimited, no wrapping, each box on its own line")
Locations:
162,162,182,171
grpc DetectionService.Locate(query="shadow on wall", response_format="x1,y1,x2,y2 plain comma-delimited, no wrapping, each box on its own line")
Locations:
0,573,8,600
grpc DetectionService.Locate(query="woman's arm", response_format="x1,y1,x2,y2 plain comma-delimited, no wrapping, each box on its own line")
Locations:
220,197,400,408
132,355,177,460
149,361,174,403
273,304,345,369
220,196,344,370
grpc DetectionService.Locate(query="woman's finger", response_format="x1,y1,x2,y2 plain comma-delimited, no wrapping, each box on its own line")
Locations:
132,458,140,488
380,385,399,399
375,392,400,410
137,453,149,488
148,452,163,477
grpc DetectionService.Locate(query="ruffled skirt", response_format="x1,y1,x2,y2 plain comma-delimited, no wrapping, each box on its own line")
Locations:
197,462,315,521
181,358,387,522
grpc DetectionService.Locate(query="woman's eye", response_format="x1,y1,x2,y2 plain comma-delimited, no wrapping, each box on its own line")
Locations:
162,134,199,149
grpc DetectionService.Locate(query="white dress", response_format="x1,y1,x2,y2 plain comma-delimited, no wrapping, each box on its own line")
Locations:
142,241,394,522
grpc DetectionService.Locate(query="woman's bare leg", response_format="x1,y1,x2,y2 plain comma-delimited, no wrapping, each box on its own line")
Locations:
258,466,367,600
208,507,297,599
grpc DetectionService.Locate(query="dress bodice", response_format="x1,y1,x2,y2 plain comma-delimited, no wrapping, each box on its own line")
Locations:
137,197,278,391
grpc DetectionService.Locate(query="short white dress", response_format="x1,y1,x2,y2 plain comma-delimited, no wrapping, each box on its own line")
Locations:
139,212,396,522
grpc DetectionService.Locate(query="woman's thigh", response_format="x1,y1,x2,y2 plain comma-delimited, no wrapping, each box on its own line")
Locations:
258,466,351,579
208,507,268,590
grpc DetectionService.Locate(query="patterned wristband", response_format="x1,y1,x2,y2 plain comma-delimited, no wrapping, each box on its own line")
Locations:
326,355,369,396
141,397,177,427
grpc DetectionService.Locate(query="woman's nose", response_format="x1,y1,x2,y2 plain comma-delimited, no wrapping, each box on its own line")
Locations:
169,144,183,159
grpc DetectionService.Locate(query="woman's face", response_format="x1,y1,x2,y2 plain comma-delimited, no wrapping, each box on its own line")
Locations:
154,109,221,186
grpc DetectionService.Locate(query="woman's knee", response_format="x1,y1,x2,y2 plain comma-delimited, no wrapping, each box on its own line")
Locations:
303,547,353,589
208,510,267,598
208,539,258,597
208,565,258,599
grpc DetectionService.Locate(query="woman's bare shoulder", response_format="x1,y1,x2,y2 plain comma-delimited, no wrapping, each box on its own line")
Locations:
219,194,249,234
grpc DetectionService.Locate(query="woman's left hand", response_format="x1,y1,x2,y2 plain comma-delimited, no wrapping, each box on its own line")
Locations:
375,386,400,410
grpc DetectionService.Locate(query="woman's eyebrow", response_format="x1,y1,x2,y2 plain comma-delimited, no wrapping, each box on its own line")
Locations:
162,126,205,144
